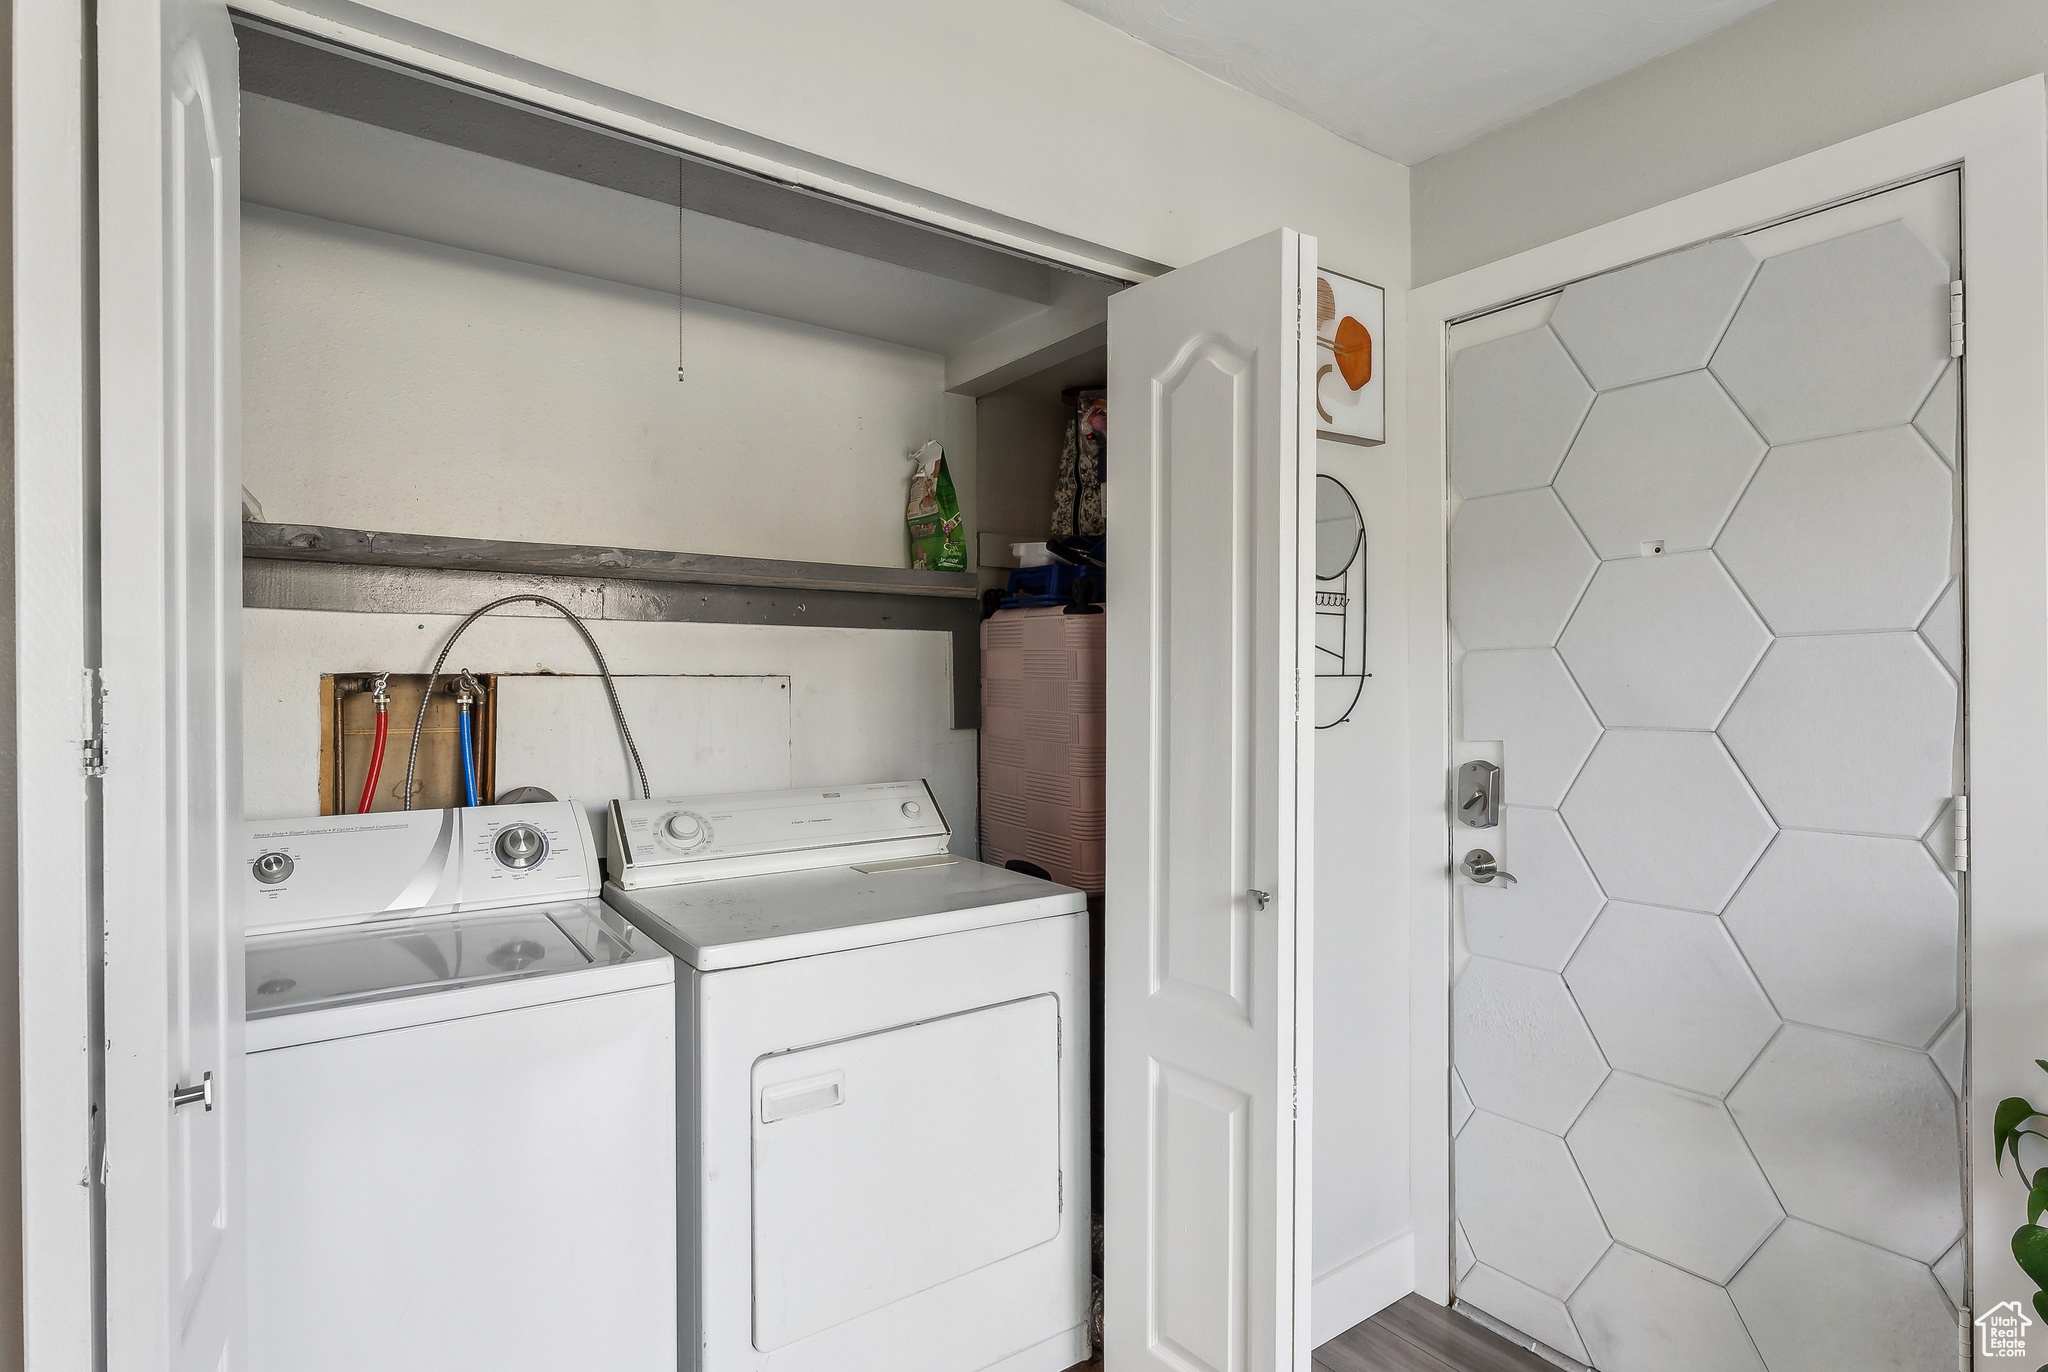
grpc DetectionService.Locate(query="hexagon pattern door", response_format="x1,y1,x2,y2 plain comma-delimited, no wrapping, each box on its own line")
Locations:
1448,173,1965,1372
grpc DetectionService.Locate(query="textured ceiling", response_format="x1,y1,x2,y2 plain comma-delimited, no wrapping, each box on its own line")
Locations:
1060,0,1778,164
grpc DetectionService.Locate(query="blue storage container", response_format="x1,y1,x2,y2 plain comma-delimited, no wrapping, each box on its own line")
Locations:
1002,563,1085,608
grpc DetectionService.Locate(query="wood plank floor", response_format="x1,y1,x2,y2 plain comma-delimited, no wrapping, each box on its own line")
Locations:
1315,1295,1557,1372
1065,1294,1554,1372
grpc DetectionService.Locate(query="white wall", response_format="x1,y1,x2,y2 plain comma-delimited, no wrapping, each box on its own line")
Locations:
0,5,21,1365
244,205,966,566
1411,0,2048,282
1310,433,1416,1335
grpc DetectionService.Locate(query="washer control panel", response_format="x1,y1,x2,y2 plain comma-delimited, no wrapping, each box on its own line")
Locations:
608,781,950,890
244,801,599,935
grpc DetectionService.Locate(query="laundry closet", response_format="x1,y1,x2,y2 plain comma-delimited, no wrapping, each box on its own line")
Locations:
35,0,1395,1363
230,15,1122,1372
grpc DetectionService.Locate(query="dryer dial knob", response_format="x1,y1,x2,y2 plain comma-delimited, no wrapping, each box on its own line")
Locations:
901,801,921,818
657,811,712,853
252,851,294,885
494,824,548,870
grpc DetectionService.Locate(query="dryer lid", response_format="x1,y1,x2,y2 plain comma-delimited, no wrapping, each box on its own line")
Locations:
603,857,1083,970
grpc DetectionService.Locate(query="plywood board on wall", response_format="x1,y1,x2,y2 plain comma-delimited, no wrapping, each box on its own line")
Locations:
492,674,793,831
324,673,496,814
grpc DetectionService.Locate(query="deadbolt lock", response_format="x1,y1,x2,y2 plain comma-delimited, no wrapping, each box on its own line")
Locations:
1457,760,1501,829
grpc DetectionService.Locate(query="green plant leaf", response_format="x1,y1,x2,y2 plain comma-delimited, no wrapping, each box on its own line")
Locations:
2036,1058,2048,1074
2035,1288,2048,1326
2028,1176,2048,1227
1999,1098,2047,1171
2014,1224,2048,1289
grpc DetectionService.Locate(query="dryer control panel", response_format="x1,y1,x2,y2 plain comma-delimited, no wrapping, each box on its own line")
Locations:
607,781,950,890
245,801,600,934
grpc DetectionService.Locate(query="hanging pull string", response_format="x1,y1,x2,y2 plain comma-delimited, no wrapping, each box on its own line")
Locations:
677,157,686,382
688,161,696,387
401,594,651,810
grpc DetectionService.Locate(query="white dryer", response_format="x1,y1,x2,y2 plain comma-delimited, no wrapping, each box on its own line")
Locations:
603,781,1091,1372
242,802,677,1372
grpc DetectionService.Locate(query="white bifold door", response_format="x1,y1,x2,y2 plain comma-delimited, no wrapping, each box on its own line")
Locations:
99,2,245,1370
1105,229,1319,1372
1447,175,1964,1371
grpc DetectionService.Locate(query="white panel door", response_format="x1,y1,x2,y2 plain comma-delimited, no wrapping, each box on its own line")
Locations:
99,2,244,1369
1105,229,1318,1372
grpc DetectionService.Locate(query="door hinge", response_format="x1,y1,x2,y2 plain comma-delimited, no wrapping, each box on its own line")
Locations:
1951,279,1965,358
1952,795,1969,872
80,668,107,777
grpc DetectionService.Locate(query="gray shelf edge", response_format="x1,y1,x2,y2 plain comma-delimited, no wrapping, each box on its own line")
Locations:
242,522,982,600
242,531,984,730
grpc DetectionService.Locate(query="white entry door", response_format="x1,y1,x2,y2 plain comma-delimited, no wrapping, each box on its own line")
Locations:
1104,229,1319,1372
1446,175,1964,1371
99,2,245,1369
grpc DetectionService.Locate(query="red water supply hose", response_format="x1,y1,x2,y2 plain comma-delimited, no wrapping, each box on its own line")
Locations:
357,677,390,814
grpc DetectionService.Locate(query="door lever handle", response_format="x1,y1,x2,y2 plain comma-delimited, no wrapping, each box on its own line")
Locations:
171,1072,213,1112
1460,850,1517,886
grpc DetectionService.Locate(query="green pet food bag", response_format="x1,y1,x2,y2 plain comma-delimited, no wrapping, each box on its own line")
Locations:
905,440,967,572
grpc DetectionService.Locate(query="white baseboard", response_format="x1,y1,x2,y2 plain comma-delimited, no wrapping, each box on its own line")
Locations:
1310,1232,1416,1348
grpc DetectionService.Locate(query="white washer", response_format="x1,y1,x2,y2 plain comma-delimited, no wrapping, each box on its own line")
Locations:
243,803,676,1372
603,781,1091,1372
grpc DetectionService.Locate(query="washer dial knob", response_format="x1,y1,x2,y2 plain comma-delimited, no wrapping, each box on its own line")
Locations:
901,801,922,818
665,813,703,842
252,851,294,885
493,824,548,870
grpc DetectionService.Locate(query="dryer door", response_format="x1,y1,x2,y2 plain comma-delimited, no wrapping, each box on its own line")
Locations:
750,994,1062,1350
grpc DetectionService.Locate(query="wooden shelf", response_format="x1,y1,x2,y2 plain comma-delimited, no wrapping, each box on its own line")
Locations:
242,522,981,600
241,522,986,729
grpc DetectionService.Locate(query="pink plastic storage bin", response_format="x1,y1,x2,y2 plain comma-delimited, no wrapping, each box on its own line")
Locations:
979,607,1105,893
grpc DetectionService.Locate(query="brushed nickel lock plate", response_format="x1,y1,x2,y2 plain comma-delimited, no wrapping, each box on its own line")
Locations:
1457,760,1501,829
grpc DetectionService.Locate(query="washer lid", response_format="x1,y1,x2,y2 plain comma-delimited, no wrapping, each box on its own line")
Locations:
602,858,1084,970
245,899,657,1019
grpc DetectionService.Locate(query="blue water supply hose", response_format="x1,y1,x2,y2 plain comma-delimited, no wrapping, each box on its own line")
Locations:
458,704,480,808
